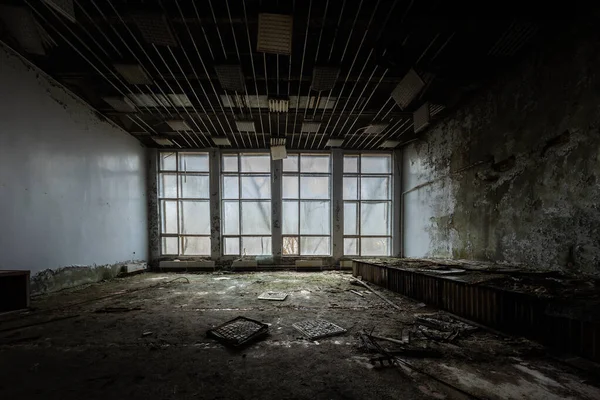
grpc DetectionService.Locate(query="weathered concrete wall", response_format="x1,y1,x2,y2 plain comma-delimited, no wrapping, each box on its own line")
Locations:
0,44,148,292
402,24,600,275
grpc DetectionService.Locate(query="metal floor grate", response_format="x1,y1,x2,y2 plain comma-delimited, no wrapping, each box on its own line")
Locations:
293,319,347,340
207,316,269,347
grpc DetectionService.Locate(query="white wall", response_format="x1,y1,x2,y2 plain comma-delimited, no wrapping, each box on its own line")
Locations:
0,44,148,275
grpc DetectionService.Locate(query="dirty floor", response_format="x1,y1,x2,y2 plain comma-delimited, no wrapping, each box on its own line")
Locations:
0,271,598,399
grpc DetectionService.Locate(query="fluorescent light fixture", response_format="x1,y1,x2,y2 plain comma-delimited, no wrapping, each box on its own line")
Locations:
214,64,245,92
391,68,425,109
270,137,286,146
301,121,321,133
0,6,48,55
364,123,389,134
326,138,345,147
102,96,136,112
166,120,191,131
271,145,287,160
413,102,431,133
235,120,256,132
269,97,289,113
380,140,400,148
114,64,152,85
212,137,231,146
311,66,340,91
152,136,174,146
42,0,75,23
133,14,177,47
257,13,293,55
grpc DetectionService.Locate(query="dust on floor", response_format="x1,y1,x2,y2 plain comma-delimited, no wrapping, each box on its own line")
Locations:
0,271,598,400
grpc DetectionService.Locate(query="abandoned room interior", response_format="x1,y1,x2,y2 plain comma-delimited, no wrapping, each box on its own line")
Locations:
1,0,599,399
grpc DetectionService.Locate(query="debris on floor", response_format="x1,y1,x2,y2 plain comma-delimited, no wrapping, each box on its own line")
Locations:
293,319,347,340
349,289,364,297
257,292,288,301
207,316,269,347
415,313,478,342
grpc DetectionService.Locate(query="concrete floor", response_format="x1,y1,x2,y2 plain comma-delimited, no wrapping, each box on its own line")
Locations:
0,271,598,399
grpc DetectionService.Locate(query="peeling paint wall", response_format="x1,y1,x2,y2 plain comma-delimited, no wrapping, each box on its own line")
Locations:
402,24,600,275
0,44,148,291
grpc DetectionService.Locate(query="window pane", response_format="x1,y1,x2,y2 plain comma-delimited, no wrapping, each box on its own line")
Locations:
282,176,299,199
300,237,330,256
361,154,391,173
224,237,240,255
344,238,358,256
344,155,358,173
240,154,270,172
159,173,177,198
160,152,176,171
222,155,238,172
344,202,358,235
300,201,330,234
179,201,210,234
179,175,209,198
241,202,271,234
361,202,390,235
300,155,330,173
222,201,239,235
181,236,210,255
282,201,299,234
361,177,390,200
179,153,209,172
161,200,177,234
223,176,239,199
282,236,299,255
241,176,271,199
300,176,329,199
242,237,271,255
361,237,390,256
161,237,178,255
343,177,358,200
283,155,299,172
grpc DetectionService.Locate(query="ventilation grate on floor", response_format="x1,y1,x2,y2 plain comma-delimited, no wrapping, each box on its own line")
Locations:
293,319,347,340
207,316,269,347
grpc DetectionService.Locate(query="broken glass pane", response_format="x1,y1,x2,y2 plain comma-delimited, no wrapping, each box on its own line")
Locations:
344,155,358,173
161,237,178,254
222,201,239,235
283,176,299,199
300,176,329,199
242,237,271,255
300,154,330,173
160,152,176,171
223,176,239,199
300,201,330,234
344,238,358,255
161,200,177,234
360,202,390,235
343,177,358,200
344,202,358,235
159,173,177,198
283,155,299,172
282,236,299,255
240,154,270,172
179,175,209,198
241,202,271,234
179,201,210,234
224,237,240,255
300,237,330,255
181,236,210,255
179,153,209,172
282,200,299,234
361,237,390,256
361,154,391,173
241,176,271,199
361,177,390,200
222,154,238,172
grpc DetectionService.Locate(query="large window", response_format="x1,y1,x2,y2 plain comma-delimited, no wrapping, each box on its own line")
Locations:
343,154,392,256
282,154,331,256
222,153,272,255
159,152,211,255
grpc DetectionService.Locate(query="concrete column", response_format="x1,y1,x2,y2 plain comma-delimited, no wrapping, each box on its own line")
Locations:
392,148,403,257
332,149,344,262
271,158,283,262
210,149,221,261
147,148,160,268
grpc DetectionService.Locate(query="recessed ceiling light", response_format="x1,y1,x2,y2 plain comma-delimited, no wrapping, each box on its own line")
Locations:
212,137,231,146
326,138,345,147
413,102,431,133
268,97,289,113
152,136,174,146
380,140,400,148
364,123,389,134
257,13,293,55
214,64,246,92
102,96,136,112
311,66,340,91
235,120,256,132
42,0,75,23
301,121,321,133
113,64,152,85
133,14,177,47
166,120,191,131
391,68,425,109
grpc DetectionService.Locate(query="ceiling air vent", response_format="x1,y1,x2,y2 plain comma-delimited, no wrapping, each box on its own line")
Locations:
311,67,340,91
413,102,431,133
301,122,322,133
235,120,256,132
212,137,232,146
42,0,76,23
113,64,152,85
326,138,344,147
391,68,425,109
257,13,293,55
133,14,177,47
214,64,246,92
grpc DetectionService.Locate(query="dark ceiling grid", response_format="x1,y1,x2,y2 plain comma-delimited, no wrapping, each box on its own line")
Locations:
291,0,312,149
283,2,296,145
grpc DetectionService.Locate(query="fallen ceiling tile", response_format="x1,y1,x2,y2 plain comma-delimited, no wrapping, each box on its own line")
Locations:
391,68,425,109
0,6,48,55
326,138,345,147
293,319,346,340
380,140,400,148
133,14,177,47
102,96,136,112
311,66,340,91
212,137,231,146
42,0,76,23
113,64,152,85
413,102,431,133
166,120,192,131
257,13,293,55
258,292,289,301
152,136,174,146
235,120,256,132
364,123,389,134
214,64,246,92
